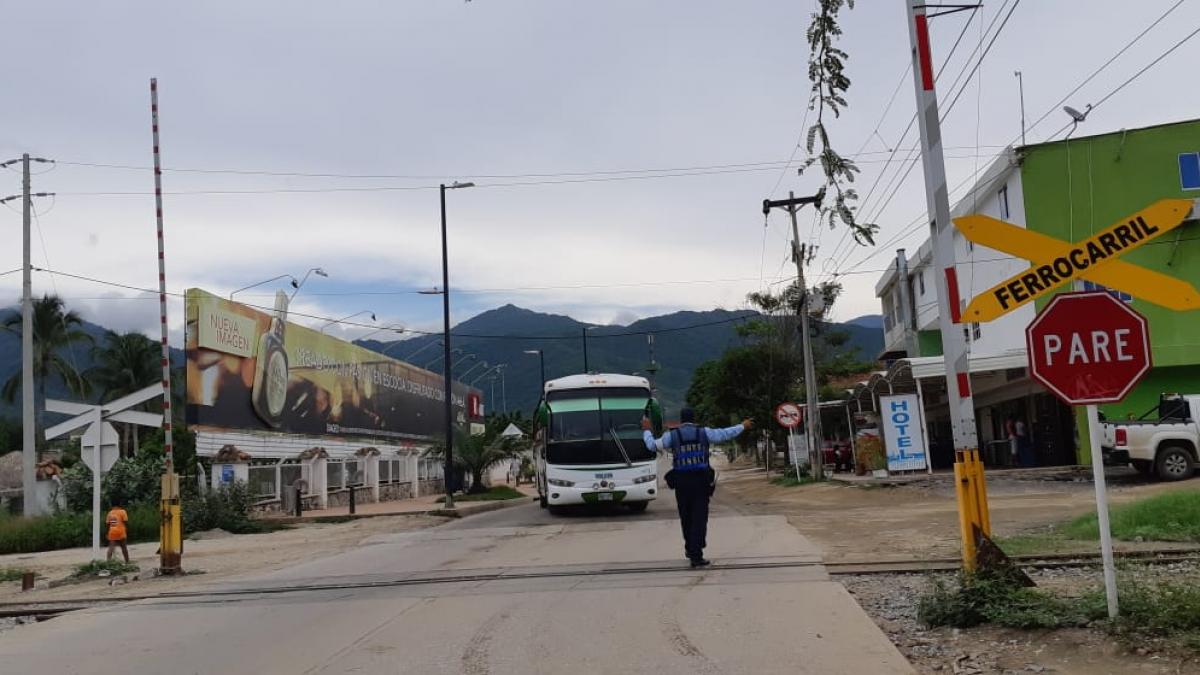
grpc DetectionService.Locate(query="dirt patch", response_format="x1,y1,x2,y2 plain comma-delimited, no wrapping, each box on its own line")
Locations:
0,513,448,605
716,462,1200,564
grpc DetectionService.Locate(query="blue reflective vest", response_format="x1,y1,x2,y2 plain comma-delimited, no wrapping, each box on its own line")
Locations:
670,424,710,473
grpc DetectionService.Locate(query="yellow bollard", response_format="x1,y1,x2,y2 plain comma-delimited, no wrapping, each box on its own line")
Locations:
971,451,992,537
159,471,183,574
953,452,977,571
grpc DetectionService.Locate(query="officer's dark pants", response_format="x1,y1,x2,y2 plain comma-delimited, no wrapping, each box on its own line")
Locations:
673,470,712,560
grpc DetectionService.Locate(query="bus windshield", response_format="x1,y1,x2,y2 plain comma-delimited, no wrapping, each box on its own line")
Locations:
546,388,656,465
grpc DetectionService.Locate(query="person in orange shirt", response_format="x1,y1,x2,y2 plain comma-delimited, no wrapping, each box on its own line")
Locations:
105,499,130,563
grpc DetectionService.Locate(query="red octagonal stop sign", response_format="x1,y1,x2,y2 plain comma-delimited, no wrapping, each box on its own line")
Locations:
1026,291,1152,405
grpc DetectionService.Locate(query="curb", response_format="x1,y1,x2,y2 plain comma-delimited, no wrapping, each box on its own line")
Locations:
270,496,531,525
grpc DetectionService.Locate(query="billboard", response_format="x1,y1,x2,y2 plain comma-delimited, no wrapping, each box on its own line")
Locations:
878,394,928,472
184,289,483,442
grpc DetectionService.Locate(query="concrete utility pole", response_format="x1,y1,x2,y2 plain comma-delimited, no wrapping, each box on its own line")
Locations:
904,2,979,452
0,154,53,515
762,190,825,479
895,249,920,358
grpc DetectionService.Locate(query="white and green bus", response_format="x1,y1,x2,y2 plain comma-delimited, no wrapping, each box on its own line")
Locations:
533,374,664,514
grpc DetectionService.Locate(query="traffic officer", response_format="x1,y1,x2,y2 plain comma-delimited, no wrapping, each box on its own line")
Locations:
642,408,752,567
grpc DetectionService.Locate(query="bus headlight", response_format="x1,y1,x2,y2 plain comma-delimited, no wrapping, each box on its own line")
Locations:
548,478,574,487
633,474,657,484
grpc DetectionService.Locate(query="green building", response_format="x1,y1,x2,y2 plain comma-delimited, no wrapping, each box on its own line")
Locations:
1021,119,1200,461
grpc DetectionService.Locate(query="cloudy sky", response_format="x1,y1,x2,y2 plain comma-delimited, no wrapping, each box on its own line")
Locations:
2,0,1197,344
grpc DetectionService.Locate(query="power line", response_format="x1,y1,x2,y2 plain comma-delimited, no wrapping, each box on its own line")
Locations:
1020,0,1187,143
16,266,762,340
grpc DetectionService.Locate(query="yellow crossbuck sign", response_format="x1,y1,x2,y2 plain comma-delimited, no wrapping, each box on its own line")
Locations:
953,198,1199,323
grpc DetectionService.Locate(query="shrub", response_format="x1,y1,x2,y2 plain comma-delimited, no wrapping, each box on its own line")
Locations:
0,503,159,555
182,481,258,534
917,571,1105,629
59,450,165,513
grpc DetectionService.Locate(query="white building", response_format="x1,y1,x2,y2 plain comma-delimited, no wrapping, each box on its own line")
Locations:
876,148,1033,360
867,148,1077,469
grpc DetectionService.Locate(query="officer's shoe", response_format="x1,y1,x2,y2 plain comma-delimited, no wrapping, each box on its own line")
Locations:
689,558,711,568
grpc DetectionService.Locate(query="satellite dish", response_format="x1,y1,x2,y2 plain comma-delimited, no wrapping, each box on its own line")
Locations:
1063,105,1090,123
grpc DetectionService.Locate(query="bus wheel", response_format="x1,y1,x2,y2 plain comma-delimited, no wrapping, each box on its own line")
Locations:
626,502,648,513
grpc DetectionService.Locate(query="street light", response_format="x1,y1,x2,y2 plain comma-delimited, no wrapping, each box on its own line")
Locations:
451,353,478,374
425,347,462,370
439,180,474,509
582,326,599,372
524,349,546,395
390,339,440,360
319,310,376,334
470,363,504,387
289,267,329,303
229,274,298,300
460,360,488,381
357,323,405,342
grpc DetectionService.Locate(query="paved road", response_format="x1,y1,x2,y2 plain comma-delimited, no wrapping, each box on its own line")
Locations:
0,490,912,674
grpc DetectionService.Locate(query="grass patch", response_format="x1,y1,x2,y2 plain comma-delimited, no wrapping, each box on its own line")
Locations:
436,486,524,503
918,571,1105,629
72,559,139,578
0,567,35,583
994,531,1093,556
919,567,1200,656
771,474,816,487
1063,489,1200,542
0,503,159,555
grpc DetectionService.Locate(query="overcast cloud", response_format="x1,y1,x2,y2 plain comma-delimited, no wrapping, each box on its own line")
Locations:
2,1,1197,340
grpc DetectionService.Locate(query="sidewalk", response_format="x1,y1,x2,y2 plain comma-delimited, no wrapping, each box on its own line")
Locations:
268,484,538,523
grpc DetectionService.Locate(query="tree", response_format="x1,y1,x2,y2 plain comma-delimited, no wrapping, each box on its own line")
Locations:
801,0,877,246
686,280,876,463
1,294,93,447
426,427,524,495
86,330,160,457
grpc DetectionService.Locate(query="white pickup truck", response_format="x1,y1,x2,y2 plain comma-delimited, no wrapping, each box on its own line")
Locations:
1101,394,1200,481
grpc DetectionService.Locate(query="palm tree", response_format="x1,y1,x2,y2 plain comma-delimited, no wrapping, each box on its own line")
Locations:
2,294,93,447
87,330,160,456
426,429,524,495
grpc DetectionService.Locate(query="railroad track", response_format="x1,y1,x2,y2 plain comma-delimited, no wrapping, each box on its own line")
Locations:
2,548,1197,621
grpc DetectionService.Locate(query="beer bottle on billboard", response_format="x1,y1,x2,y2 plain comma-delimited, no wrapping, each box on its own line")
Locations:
252,291,290,428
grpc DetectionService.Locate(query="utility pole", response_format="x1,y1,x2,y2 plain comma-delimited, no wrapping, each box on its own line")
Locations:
904,3,979,453
895,249,920,358
762,190,824,480
581,327,590,372
0,154,53,516
645,334,659,394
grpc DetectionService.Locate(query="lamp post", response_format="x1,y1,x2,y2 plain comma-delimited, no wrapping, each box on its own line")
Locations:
229,274,298,301
319,310,375,334
460,360,488,381
425,347,462,370
438,181,474,508
524,349,546,395
582,326,598,372
450,353,477,373
289,267,329,303
358,324,405,342
470,363,504,387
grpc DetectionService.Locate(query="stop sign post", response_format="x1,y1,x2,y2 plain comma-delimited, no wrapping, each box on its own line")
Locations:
1027,290,1151,619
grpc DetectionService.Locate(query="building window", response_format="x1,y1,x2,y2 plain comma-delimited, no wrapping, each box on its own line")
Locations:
972,322,982,341
917,270,925,296
998,185,1011,219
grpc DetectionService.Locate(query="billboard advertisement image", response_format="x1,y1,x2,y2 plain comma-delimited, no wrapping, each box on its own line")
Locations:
185,289,482,442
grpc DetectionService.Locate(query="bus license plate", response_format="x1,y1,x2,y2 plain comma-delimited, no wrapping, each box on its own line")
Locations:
597,493,614,501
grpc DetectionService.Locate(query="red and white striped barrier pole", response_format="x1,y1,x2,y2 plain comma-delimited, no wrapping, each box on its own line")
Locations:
150,78,183,573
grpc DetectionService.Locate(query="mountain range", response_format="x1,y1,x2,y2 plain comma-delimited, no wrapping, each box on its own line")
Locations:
0,305,883,422
357,305,885,416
